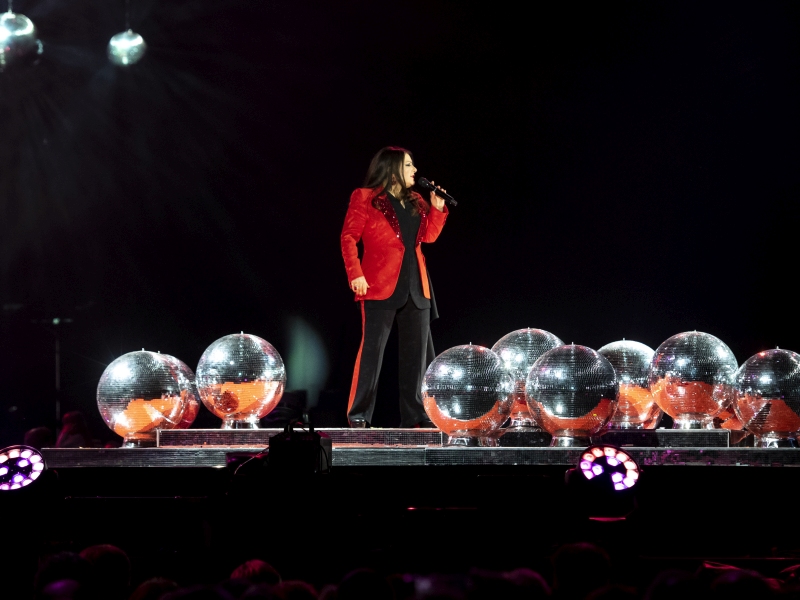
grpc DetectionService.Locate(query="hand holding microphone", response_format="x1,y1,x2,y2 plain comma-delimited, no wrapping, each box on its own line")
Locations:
416,176,457,207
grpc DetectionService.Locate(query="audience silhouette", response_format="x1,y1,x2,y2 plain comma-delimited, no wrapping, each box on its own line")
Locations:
24,540,800,600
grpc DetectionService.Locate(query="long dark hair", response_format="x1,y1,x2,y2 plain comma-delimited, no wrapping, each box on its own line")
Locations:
363,146,420,214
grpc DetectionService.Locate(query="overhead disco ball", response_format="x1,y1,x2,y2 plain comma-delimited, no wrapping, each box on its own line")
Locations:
421,344,513,446
733,348,800,447
195,333,285,429
97,351,187,447
526,345,618,447
597,340,661,429
648,331,738,429
491,328,564,429
0,11,43,71
107,29,147,66
162,355,200,430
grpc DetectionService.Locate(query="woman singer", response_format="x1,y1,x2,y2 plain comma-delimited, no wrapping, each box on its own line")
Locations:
340,146,449,428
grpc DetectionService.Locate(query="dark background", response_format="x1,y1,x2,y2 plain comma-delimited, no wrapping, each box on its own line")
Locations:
1,0,798,443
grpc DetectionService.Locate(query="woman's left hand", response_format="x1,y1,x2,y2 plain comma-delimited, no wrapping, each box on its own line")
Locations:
429,181,446,212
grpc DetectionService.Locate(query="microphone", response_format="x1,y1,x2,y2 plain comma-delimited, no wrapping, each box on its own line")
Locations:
416,176,457,206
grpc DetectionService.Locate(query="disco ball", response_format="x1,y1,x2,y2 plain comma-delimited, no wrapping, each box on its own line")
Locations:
526,345,618,447
733,348,800,447
421,344,513,446
597,340,661,429
195,333,285,429
0,11,43,71
491,328,564,429
97,351,187,447
162,355,200,430
107,29,147,66
648,331,738,429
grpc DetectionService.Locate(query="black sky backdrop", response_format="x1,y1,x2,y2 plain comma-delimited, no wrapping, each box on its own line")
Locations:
1,0,798,439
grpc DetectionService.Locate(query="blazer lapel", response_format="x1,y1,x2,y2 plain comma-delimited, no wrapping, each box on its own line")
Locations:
375,193,402,240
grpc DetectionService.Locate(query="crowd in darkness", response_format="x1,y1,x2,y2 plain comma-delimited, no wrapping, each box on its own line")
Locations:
27,540,800,600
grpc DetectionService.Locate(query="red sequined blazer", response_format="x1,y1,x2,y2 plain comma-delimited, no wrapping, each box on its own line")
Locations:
341,187,448,301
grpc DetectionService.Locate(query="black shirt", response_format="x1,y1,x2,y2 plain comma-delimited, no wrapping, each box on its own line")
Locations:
365,193,431,311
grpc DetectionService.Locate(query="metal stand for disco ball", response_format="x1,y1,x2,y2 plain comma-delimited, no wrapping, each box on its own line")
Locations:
671,415,715,430
551,432,593,447
122,437,157,448
222,415,261,430
755,434,798,448
443,433,500,447
606,418,662,430
505,415,545,432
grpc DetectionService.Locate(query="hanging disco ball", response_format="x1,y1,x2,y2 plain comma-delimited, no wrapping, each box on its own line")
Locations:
597,340,661,429
195,333,285,429
648,331,738,429
526,345,618,447
107,29,147,66
421,344,513,446
0,10,43,71
733,348,800,447
491,328,564,429
97,351,187,447
162,354,201,430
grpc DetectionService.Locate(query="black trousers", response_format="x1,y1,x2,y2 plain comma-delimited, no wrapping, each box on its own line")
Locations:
347,298,433,427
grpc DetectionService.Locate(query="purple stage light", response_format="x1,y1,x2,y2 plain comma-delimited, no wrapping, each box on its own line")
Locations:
577,444,640,492
567,444,642,520
0,445,46,492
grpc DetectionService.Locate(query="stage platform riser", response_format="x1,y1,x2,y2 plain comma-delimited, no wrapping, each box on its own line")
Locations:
42,446,800,469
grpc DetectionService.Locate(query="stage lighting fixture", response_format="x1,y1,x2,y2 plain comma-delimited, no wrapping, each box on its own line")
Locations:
565,444,641,520
268,422,332,474
579,445,640,490
0,445,45,491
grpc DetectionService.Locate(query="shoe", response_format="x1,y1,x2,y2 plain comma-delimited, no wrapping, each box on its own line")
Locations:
349,418,369,428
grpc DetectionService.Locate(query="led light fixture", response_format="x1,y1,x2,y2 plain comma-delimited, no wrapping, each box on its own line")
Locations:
0,445,45,491
578,445,640,491
565,444,641,520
